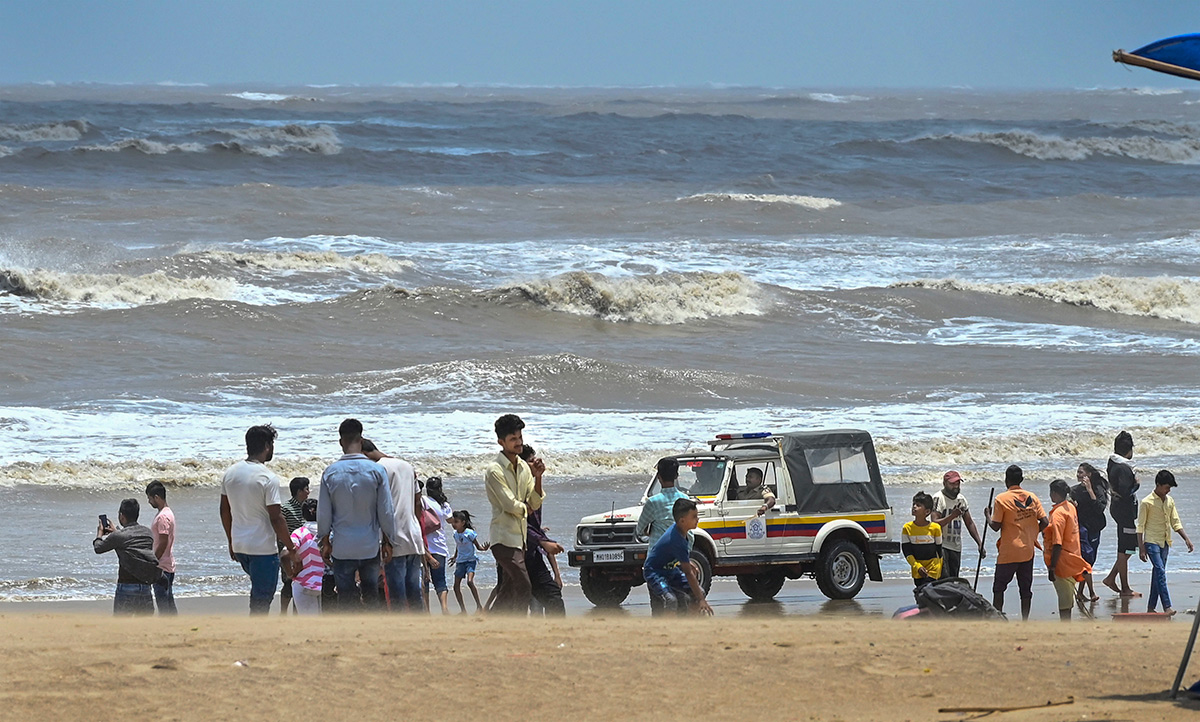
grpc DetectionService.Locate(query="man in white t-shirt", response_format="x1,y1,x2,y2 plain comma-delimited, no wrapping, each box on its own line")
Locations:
219,424,296,615
931,470,985,579
362,438,426,611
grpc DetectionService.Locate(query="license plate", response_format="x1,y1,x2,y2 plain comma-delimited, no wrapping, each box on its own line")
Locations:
592,550,625,563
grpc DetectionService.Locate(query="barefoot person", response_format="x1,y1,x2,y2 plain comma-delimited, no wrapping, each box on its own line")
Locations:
986,464,1048,621
220,424,296,615
1070,463,1108,602
484,414,544,614
931,470,985,579
1103,431,1140,598
643,498,713,617
1044,479,1091,622
1137,470,1194,616
362,439,425,612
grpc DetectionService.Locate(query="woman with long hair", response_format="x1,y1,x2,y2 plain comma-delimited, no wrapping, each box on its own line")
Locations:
421,476,454,614
1071,462,1109,602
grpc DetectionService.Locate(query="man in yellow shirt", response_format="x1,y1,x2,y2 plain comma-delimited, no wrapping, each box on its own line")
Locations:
1137,470,1193,616
485,414,545,614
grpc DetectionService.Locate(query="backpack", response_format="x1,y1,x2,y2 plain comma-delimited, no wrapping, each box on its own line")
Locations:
913,577,1005,619
420,507,441,537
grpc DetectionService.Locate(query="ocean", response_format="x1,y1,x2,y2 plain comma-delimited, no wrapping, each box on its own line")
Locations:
2,84,1200,602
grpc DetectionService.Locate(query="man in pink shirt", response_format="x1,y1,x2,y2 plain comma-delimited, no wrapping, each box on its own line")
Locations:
145,481,177,615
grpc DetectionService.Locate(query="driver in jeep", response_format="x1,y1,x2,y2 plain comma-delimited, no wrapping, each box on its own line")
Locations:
736,468,777,517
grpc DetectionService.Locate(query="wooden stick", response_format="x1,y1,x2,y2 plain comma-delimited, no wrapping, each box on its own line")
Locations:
1171,602,1200,698
1113,50,1200,82
973,487,995,592
939,696,1073,713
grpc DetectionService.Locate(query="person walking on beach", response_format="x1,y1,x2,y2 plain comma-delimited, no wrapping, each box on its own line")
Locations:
288,498,323,615
1070,463,1108,602
1137,470,1194,616
421,476,454,614
448,510,489,614
362,439,425,612
278,476,309,614
317,419,399,611
220,424,296,614
519,444,564,616
902,492,943,587
643,498,713,617
1103,431,1141,598
144,481,177,615
485,414,544,614
638,457,691,549
94,498,163,616
1044,479,1091,622
986,465,1047,620
931,470,985,579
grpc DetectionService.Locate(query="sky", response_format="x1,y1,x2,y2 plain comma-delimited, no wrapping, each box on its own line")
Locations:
2,1,1197,88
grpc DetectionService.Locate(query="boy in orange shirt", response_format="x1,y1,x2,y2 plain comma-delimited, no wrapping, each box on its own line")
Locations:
985,465,1048,620
1044,479,1091,621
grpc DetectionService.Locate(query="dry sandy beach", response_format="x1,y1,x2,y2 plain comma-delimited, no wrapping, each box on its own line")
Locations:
2,612,1199,722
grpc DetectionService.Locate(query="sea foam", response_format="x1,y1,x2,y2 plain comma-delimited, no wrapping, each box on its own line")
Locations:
934,130,1200,164
500,270,765,324
679,192,843,209
188,249,411,274
895,276,1200,325
0,267,237,307
0,119,90,142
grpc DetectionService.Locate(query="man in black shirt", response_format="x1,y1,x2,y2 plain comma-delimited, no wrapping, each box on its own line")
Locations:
93,498,162,615
1102,431,1141,598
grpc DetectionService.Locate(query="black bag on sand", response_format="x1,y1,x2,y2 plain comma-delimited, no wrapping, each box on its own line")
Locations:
913,576,1005,619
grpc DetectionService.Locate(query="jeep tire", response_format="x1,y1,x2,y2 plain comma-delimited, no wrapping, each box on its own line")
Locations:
690,548,713,594
735,569,786,601
579,569,632,607
815,539,867,600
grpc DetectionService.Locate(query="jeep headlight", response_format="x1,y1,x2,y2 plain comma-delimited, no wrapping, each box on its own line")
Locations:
635,530,650,544
578,527,593,545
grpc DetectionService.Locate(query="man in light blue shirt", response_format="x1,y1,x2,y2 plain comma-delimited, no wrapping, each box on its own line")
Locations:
637,458,691,548
317,418,399,610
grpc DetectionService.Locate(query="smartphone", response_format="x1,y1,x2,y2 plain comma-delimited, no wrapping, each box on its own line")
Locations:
99,514,109,529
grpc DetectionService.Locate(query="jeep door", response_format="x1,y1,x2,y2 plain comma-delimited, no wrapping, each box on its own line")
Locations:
716,459,783,557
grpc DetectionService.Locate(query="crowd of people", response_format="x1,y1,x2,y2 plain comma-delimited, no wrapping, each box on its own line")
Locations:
898,430,1193,620
92,423,1190,620
93,414,567,616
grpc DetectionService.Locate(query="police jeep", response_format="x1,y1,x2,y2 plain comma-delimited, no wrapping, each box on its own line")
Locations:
568,429,899,607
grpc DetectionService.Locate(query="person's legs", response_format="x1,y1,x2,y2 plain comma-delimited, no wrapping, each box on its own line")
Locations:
426,554,449,614
645,572,671,617
238,553,280,614
943,548,961,579
358,557,381,608
526,549,565,616
1015,558,1034,621
1146,543,1172,612
114,583,155,616
292,581,321,615
992,561,1017,614
332,558,361,611
322,572,338,608
491,545,532,614
467,571,484,612
1053,577,1075,620
153,571,177,615
280,566,294,614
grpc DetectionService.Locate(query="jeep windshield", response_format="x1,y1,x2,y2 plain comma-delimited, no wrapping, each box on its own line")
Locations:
645,457,727,500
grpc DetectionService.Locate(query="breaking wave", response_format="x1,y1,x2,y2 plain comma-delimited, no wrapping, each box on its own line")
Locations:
226,92,319,102
678,192,842,209
894,276,1200,325
187,249,411,274
0,119,90,142
932,130,1200,164
0,267,237,306
498,271,765,324
212,123,341,156
807,93,868,104
78,139,208,154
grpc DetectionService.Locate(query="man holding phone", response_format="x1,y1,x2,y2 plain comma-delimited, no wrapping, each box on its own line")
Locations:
93,498,162,615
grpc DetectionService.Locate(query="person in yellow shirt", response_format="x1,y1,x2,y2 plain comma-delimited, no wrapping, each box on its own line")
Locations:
902,492,943,587
1137,470,1194,616
484,414,544,614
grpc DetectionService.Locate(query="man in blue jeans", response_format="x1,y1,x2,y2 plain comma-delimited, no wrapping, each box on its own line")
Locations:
93,498,163,615
362,438,424,611
318,419,399,611
1137,470,1194,616
220,424,297,614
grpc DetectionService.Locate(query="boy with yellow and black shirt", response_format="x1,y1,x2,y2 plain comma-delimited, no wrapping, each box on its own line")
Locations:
903,492,943,587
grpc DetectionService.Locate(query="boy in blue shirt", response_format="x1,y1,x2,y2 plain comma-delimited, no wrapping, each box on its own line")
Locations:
643,498,713,617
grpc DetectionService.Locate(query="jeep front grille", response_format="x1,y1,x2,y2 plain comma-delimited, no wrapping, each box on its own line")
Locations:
585,525,637,544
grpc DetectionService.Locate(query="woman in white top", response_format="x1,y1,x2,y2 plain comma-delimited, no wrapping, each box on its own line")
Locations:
421,476,454,614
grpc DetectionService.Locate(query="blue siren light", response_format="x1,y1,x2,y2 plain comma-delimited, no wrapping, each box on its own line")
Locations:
715,432,773,440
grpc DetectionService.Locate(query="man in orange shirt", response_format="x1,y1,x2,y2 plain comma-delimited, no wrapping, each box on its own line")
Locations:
1045,478,1091,621
986,465,1048,620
